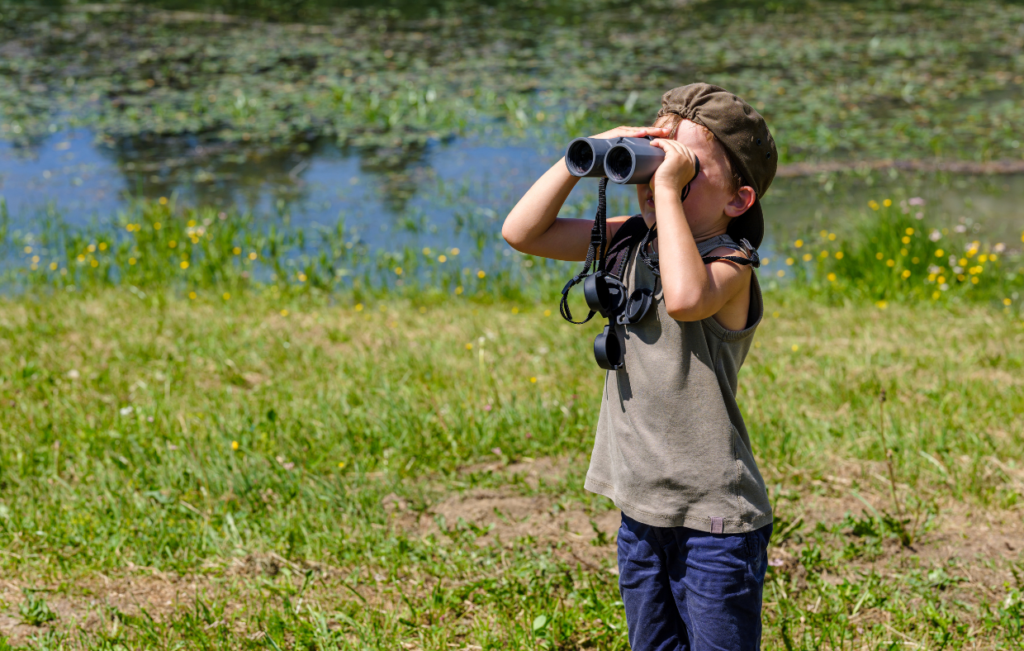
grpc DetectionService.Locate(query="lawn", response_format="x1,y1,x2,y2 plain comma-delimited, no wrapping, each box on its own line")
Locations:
0,288,1022,649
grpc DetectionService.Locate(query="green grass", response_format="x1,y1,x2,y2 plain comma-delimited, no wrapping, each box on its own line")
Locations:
0,286,1023,648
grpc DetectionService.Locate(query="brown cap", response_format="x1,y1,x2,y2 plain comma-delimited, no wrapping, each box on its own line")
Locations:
658,83,777,248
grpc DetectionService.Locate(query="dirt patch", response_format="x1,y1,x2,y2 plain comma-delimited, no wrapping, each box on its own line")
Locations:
776,157,1024,177
391,487,619,570
0,573,214,644
458,455,577,489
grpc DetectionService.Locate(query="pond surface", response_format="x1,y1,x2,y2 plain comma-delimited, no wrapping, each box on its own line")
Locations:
1,0,1022,274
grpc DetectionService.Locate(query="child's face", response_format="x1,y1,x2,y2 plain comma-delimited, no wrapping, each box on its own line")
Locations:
636,118,751,237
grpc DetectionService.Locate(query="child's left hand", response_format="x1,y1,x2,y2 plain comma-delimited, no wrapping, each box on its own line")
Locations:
649,138,699,196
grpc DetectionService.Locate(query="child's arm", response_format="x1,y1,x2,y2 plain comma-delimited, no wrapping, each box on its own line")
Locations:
502,126,670,261
648,138,756,323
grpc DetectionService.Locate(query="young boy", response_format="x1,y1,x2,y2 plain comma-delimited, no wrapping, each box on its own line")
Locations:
502,83,777,650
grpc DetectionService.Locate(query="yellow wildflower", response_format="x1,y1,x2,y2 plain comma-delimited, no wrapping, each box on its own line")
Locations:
438,255,447,263
827,273,836,282
477,270,486,279
231,440,239,450
791,344,799,352
248,252,257,260
802,253,812,262
883,199,892,207
876,252,884,260
876,300,888,309
868,200,879,210
935,249,944,257
189,291,197,300
777,270,785,277
886,259,895,267
785,257,794,266
1003,298,1012,306
828,233,836,241
530,377,537,383
901,270,911,279
451,248,460,256
794,239,803,248
159,196,168,205
544,309,552,317
223,292,230,300
465,343,473,350
835,252,844,260
394,267,403,276
180,261,189,269
233,247,241,255
129,257,136,265
355,303,364,311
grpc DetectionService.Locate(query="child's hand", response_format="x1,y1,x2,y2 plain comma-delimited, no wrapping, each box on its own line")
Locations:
588,125,671,140
649,138,699,195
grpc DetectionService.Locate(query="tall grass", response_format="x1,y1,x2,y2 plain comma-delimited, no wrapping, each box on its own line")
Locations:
3,195,1023,319
773,197,1024,314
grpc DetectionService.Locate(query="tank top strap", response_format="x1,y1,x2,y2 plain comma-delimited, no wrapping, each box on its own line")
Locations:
697,233,760,268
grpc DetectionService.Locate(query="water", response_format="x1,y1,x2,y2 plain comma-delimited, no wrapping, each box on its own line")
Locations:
1,0,1023,277
3,125,1022,256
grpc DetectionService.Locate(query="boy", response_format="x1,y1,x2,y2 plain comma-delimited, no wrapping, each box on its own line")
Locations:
501,83,777,650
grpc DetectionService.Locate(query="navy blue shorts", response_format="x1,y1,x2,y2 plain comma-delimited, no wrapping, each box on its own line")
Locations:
617,512,772,651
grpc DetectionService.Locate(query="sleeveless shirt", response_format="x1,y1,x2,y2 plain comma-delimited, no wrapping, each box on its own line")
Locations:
584,232,772,534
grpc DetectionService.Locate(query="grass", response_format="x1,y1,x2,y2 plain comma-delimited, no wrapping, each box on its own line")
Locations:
0,285,1023,648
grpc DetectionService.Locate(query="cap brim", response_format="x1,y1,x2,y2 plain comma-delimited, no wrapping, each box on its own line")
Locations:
726,198,765,250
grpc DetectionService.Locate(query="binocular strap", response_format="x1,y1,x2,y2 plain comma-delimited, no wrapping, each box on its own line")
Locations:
560,177,611,325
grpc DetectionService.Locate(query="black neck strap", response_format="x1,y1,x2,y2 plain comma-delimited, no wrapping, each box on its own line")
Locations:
559,177,608,325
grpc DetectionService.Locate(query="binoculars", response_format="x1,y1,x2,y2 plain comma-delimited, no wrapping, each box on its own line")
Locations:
559,136,700,372
565,136,666,184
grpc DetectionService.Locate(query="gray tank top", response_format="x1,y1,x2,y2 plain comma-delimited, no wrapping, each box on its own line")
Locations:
584,233,772,534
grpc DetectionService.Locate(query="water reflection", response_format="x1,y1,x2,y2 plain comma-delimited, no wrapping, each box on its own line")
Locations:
1,125,1022,266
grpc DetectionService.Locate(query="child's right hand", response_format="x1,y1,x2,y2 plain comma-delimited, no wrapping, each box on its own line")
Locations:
588,125,672,140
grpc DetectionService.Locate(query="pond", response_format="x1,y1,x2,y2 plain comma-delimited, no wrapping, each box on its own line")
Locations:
1,0,1022,277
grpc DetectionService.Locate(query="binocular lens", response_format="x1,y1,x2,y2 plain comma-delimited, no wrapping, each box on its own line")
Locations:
604,138,666,185
565,138,613,178
566,141,595,176
604,146,634,183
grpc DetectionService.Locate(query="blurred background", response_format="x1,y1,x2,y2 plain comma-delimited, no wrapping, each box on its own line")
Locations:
0,0,1022,299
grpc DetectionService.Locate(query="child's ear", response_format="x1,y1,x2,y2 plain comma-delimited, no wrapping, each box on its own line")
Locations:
724,186,756,218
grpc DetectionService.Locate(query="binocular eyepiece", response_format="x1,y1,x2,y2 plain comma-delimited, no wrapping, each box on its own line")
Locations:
565,136,667,185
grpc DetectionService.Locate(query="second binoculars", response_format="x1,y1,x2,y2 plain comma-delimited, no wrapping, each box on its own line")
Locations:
565,136,665,184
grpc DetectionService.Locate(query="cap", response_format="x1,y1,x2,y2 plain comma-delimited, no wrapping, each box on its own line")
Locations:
658,83,777,248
